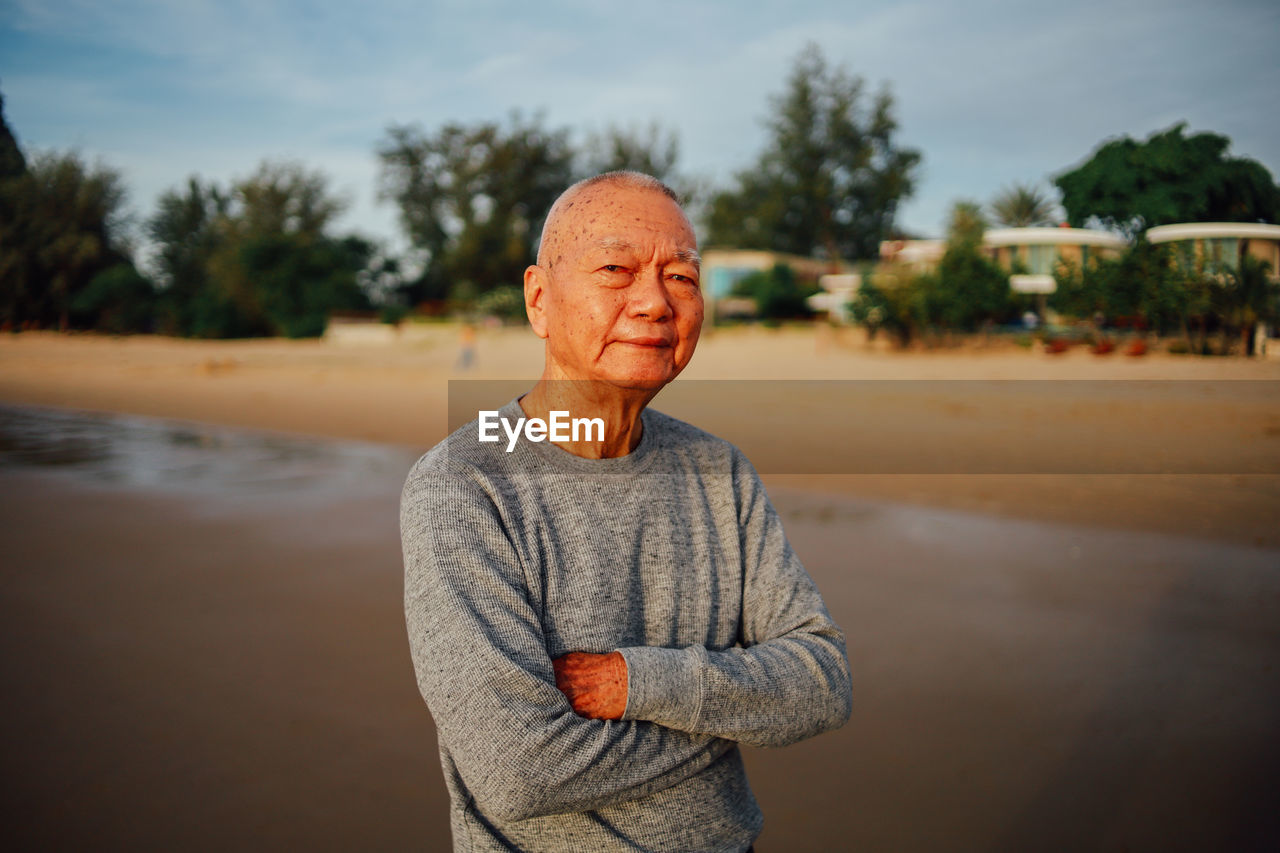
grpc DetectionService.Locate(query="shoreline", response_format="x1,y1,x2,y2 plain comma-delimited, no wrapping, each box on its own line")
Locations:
2,329,1278,545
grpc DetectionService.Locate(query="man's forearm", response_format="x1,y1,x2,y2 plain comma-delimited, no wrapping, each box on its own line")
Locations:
617,613,852,747
553,628,851,747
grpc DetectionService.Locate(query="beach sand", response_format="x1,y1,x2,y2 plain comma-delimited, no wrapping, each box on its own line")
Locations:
3,327,1278,544
2,327,1279,850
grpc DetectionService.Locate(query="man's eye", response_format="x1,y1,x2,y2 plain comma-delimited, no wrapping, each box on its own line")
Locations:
669,274,699,286
602,265,626,273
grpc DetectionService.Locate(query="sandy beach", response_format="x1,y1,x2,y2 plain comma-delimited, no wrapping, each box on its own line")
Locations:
2,327,1279,850
3,326,1279,544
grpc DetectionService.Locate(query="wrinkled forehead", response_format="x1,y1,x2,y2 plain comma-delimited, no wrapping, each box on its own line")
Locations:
542,184,696,266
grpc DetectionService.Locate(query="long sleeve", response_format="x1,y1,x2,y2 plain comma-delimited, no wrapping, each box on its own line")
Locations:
401,469,734,824
618,453,852,747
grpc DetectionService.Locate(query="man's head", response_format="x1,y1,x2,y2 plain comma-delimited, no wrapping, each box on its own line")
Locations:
524,172,702,391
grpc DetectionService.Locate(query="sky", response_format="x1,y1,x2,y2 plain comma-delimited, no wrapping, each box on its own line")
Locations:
3,0,1278,261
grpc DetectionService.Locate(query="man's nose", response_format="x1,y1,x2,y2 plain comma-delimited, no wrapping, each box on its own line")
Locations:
630,268,673,321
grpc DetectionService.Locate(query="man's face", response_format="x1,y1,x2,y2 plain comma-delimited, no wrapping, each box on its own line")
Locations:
526,185,703,390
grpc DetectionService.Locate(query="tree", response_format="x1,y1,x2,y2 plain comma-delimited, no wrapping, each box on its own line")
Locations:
849,272,923,347
0,92,26,180
989,182,1057,227
207,160,351,335
731,263,817,320
1,93,152,333
1051,239,1209,346
580,122,702,216
706,43,921,260
928,201,1009,332
0,93,30,327
148,162,370,338
851,202,1009,344
378,113,576,303
1221,255,1278,356
946,199,987,247
148,177,229,335
582,122,680,183
1054,123,1280,236
0,150,134,330
238,233,372,338
71,263,156,334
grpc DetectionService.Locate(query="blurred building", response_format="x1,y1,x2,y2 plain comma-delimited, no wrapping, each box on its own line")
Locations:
878,239,945,273
702,249,846,299
983,226,1128,296
877,228,1128,298
806,274,862,323
707,222,1280,329
1145,222,1280,279
701,249,849,321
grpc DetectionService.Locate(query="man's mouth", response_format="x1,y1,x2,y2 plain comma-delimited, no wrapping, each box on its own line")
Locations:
619,337,672,348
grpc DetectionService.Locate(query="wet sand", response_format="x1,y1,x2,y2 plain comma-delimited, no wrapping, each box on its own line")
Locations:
2,328,1279,545
2,458,1277,851
2,329,1280,850
0,467,451,850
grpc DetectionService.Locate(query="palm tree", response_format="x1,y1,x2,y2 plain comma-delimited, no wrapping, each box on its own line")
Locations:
1226,254,1277,355
989,182,1058,228
946,200,987,247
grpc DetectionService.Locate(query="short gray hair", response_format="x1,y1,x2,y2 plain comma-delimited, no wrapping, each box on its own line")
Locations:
537,171,682,266
565,170,679,203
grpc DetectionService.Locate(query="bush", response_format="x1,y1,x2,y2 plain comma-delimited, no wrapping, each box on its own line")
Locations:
731,264,817,320
239,234,372,338
71,264,156,334
472,285,527,323
379,303,409,325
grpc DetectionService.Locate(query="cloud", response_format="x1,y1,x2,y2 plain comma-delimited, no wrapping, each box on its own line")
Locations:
5,0,1277,243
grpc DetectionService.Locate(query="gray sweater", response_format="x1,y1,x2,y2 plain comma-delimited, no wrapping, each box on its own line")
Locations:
401,397,851,852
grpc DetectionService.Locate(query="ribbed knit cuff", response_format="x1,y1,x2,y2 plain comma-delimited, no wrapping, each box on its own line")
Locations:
617,645,703,729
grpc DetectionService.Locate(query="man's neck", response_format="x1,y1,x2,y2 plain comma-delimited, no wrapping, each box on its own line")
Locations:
519,378,657,459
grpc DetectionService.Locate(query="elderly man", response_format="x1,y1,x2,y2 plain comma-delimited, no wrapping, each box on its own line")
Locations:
402,171,851,852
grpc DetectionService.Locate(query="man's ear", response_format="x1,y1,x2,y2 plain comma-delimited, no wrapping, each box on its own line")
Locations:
524,265,550,339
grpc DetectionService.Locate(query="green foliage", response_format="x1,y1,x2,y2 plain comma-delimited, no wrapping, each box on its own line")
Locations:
1219,256,1278,355
71,263,156,334
148,162,372,338
946,200,988,248
0,148,135,330
472,285,528,323
706,43,921,260
580,123,704,214
239,234,372,338
730,263,816,319
149,177,228,335
989,182,1057,227
1054,123,1280,235
929,242,1010,330
0,93,26,180
851,213,1010,344
1050,257,1101,319
849,271,926,346
378,113,576,303
379,302,409,325
583,122,680,183
1051,239,1198,335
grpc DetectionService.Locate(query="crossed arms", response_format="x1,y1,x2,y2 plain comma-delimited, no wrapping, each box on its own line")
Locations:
401,458,851,823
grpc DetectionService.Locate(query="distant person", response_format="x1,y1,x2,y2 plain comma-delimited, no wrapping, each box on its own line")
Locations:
456,322,476,370
402,171,851,851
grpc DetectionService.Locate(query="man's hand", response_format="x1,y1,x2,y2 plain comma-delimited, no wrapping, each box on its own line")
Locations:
552,651,628,720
